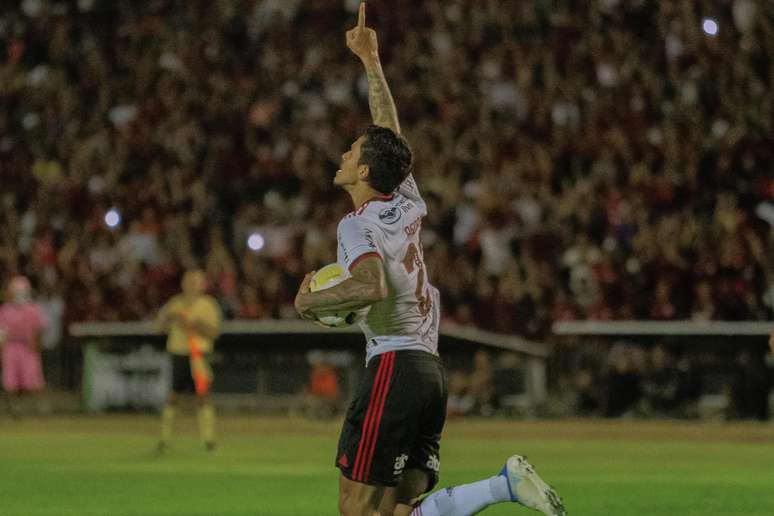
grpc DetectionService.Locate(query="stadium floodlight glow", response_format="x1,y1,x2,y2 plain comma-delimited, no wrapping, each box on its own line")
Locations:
702,18,719,36
247,232,265,252
104,208,121,229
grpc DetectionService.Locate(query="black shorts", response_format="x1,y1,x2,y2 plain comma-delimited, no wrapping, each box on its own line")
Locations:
336,350,447,489
171,353,212,394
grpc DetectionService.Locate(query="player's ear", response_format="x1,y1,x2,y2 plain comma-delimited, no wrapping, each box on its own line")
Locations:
357,164,370,180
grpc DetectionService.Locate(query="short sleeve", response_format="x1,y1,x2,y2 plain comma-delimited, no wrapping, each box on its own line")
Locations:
337,216,383,271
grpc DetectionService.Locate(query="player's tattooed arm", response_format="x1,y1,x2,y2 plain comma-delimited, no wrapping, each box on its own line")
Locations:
294,256,387,318
346,2,401,134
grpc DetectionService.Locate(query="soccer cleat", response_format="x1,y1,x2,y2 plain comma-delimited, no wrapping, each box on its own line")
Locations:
500,455,566,515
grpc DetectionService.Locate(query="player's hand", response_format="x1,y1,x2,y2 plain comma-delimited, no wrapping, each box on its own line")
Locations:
346,2,378,63
294,272,317,321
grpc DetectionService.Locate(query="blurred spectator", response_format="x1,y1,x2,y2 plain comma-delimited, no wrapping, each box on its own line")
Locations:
302,361,341,420
604,345,643,417
469,350,496,416
573,369,602,416
640,345,682,416
446,369,474,418
0,276,49,416
728,348,770,421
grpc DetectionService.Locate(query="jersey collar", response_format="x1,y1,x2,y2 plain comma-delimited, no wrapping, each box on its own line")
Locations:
356,193,394,214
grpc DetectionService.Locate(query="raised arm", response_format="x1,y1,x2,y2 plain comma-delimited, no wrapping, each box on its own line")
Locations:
346,2,401,134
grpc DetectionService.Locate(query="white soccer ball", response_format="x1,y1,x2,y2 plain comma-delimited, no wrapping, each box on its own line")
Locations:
309,263,369,328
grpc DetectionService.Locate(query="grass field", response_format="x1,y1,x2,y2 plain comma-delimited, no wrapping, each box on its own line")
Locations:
1,415,773,515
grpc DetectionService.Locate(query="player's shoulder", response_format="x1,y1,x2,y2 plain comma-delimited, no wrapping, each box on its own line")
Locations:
355,193,418,225
362,191,424,230
340,196,392,227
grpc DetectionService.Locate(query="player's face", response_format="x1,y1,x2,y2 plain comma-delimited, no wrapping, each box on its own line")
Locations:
334,136,366,188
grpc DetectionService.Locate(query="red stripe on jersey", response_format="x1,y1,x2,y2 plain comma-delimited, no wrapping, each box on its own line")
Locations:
348,252,381,272
352,353,391,481
362,351,395,482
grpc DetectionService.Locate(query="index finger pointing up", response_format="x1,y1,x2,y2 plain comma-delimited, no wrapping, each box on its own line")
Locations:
358,2,366,29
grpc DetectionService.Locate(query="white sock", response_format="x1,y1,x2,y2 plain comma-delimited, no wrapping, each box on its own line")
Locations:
410,476,511,516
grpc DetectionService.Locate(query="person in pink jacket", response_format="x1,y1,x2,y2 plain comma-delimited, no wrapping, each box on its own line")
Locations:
0,276,48,417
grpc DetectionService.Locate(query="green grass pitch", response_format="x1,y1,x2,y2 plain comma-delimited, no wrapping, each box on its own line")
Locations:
1,415,773,515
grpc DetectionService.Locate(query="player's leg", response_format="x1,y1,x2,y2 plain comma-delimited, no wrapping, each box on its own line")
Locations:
339,474,385,515
393,351,446,516
377,350,448,516
2,343,23,417
21,346,47,415
193,353,216,451
408,456,566,516
158,354,188,453
381,468,429,516
196,393,216,451
336,351,406,515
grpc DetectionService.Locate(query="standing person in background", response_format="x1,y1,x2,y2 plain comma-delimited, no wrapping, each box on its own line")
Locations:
0,276,49,417
156,269,222,453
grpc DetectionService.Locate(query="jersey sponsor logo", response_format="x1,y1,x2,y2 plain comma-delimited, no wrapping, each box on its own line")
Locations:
393,453,409,476
426,454,440,472
379,206,402,224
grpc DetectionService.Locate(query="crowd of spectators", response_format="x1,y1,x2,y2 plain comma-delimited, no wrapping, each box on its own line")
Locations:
447,344,770,420
2,0,773,346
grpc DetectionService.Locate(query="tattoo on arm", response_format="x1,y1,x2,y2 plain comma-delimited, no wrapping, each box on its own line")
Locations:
365,60,401,134
302,256,387,313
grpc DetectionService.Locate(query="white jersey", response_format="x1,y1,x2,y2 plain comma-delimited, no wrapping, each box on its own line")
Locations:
337,174,441,364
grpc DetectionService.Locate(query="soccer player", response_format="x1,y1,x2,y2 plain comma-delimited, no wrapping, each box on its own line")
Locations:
294,4,565,515
156,269,222,453
0,276,49,417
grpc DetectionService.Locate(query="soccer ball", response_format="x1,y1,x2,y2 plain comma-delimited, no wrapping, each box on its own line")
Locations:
309,263,369,328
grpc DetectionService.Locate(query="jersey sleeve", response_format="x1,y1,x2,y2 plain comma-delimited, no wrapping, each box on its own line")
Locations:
396,173,424,204
337,216,383,272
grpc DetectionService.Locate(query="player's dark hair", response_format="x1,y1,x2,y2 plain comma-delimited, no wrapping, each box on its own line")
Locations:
358,125,413,195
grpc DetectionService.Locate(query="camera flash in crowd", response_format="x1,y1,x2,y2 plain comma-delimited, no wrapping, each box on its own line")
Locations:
247,232,265,252
104,208,121,229
702,18,719,36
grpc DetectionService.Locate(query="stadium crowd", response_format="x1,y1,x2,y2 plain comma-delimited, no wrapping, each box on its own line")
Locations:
1,0,773,399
